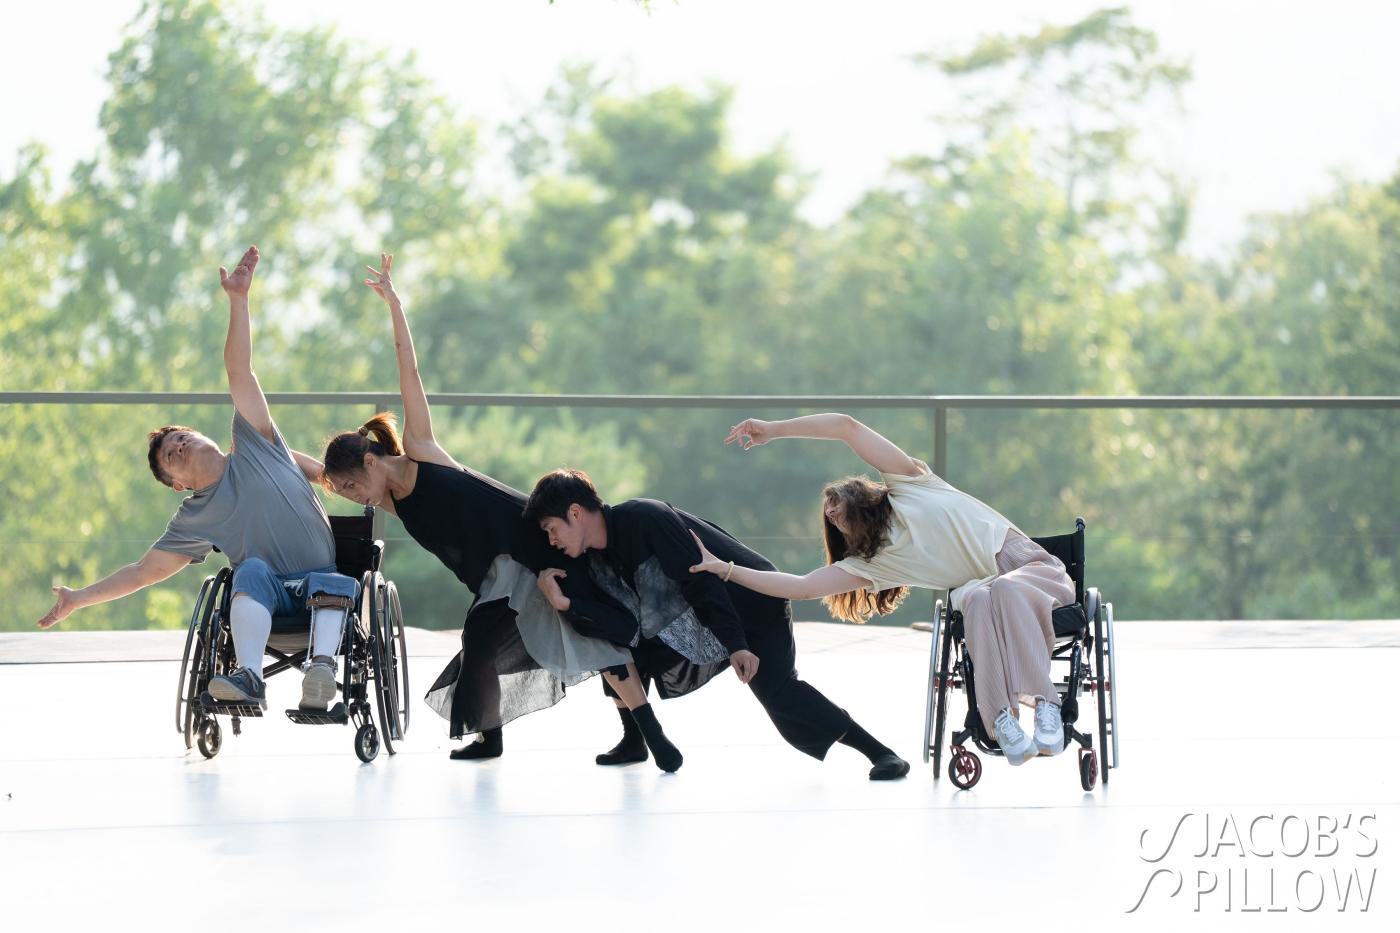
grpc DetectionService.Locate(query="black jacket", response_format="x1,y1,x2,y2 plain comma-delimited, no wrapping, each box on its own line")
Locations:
562,499,789,654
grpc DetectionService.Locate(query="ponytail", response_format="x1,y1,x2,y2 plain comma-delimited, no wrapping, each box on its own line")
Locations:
359,412,404,456
323,411,404,484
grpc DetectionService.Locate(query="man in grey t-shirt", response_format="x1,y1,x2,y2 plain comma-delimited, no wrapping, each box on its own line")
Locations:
38,246,357,712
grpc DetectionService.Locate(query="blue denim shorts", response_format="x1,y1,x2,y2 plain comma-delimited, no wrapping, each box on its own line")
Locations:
231,558,359,616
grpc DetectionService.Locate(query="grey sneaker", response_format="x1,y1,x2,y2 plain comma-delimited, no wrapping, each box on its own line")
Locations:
300,656,339,711
209,667,268,710
993,709,1038,765
1034,697,1065,756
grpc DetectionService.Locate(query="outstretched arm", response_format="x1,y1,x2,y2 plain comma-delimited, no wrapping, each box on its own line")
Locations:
688,531,873,599
38,547,192,629
724,413,925,476
220,245,275,442
364,253,444,461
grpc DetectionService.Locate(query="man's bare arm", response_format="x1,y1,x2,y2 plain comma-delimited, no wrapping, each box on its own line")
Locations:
38,547,192,629
220,245,275,441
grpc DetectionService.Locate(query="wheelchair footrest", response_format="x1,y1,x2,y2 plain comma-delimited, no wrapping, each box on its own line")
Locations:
199,691,264,718
285,702,348,725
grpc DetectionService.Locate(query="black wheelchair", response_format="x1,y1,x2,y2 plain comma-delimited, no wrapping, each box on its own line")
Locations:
175,509,410,762
923,518,1119,790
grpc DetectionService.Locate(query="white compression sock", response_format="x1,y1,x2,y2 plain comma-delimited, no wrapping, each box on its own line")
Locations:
229,594,272,679
311,608,346,660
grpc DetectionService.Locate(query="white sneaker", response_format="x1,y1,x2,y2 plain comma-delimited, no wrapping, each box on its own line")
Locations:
993,709,1038,765
299,656,338,711
1033,697,1065,756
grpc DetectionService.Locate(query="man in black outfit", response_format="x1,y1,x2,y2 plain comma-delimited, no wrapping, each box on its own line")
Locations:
523,469,910,780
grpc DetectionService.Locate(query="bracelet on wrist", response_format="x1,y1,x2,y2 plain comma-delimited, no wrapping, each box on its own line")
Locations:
723,560,734,583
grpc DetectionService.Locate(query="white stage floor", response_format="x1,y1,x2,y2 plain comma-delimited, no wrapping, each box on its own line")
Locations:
2,621,1394,931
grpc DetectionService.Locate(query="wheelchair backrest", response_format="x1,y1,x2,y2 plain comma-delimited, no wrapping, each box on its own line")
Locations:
331,509,381,578
1030,517,1086,605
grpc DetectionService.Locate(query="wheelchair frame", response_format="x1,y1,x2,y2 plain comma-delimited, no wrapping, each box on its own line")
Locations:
922,517,1119,790
174,508,410,762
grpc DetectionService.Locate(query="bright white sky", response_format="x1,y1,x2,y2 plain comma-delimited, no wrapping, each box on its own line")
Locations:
6,0,1399,257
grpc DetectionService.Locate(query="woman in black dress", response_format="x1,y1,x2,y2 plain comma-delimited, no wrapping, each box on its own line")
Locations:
319,255,682,769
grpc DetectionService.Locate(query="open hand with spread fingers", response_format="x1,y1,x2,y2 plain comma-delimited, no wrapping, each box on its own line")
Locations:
364,252,398,304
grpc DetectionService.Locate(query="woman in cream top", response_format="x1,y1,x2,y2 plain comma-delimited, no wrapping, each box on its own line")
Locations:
690,413,1076,766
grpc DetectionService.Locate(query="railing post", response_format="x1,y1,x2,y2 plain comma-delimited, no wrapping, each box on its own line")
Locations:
931,402,949,628
933,404,947,479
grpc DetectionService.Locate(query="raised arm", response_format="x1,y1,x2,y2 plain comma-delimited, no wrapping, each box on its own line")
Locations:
289,449,325,485
725,413,925,476
364,254,440,457
220,245,275,442
688,530,873,600
37,547,192,629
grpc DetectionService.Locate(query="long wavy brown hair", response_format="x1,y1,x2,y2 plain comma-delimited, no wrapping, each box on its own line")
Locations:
820,476,910,623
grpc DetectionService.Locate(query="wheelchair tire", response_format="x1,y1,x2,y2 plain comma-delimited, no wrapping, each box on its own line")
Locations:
922,600,942,764
355,723,380,763
948,746,981,790
176,576,211,741
1079,747,1098,791
197,719,222,759
180,572,227,750
1106,601,1119,772
931,607,954,779
1092,591,1109,785
386,582,409,738
370,577,409,744
362,574,397,757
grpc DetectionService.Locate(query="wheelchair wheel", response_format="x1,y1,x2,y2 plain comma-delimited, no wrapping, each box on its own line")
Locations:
930,605,955,779
176,576,211,740
197,718,222,759
179,571,228,750
948,745,981,790
1092,591,1110,785
1105,601,1119,773
355,722,380,763
372,578,409,742
922,599,943,764
362,575,397,757
1079,747,1098,791
387,582,409,737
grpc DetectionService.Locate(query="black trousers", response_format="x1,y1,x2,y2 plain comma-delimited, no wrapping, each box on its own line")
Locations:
604,606,854,760
743,606,854,760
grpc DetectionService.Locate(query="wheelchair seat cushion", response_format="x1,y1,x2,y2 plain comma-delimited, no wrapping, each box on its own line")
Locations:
270,612,312,635
1052,602,1088,638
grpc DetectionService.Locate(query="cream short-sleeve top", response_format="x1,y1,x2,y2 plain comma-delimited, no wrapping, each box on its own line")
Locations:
833,460,1019,601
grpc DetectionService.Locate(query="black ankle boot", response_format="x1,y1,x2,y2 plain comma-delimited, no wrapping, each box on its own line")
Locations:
629,703,683,773
597,706,648,766
449,727,503,760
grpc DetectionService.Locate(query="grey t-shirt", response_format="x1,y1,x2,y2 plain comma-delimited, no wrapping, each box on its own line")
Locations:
153,412,336,573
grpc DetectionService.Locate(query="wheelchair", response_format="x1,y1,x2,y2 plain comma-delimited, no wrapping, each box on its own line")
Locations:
175,509,410,762
922,518,1119,791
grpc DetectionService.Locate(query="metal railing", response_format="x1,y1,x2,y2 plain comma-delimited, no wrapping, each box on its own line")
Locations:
4,391,1398,628
4,392,1398,479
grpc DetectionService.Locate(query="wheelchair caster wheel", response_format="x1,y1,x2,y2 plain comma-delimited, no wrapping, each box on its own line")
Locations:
1078,747,1098,791
197,719,222,759
355,723,380,763
948,745,981,790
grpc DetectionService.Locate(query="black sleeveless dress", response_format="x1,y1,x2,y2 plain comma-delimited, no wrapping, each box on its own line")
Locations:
394,460,630,737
